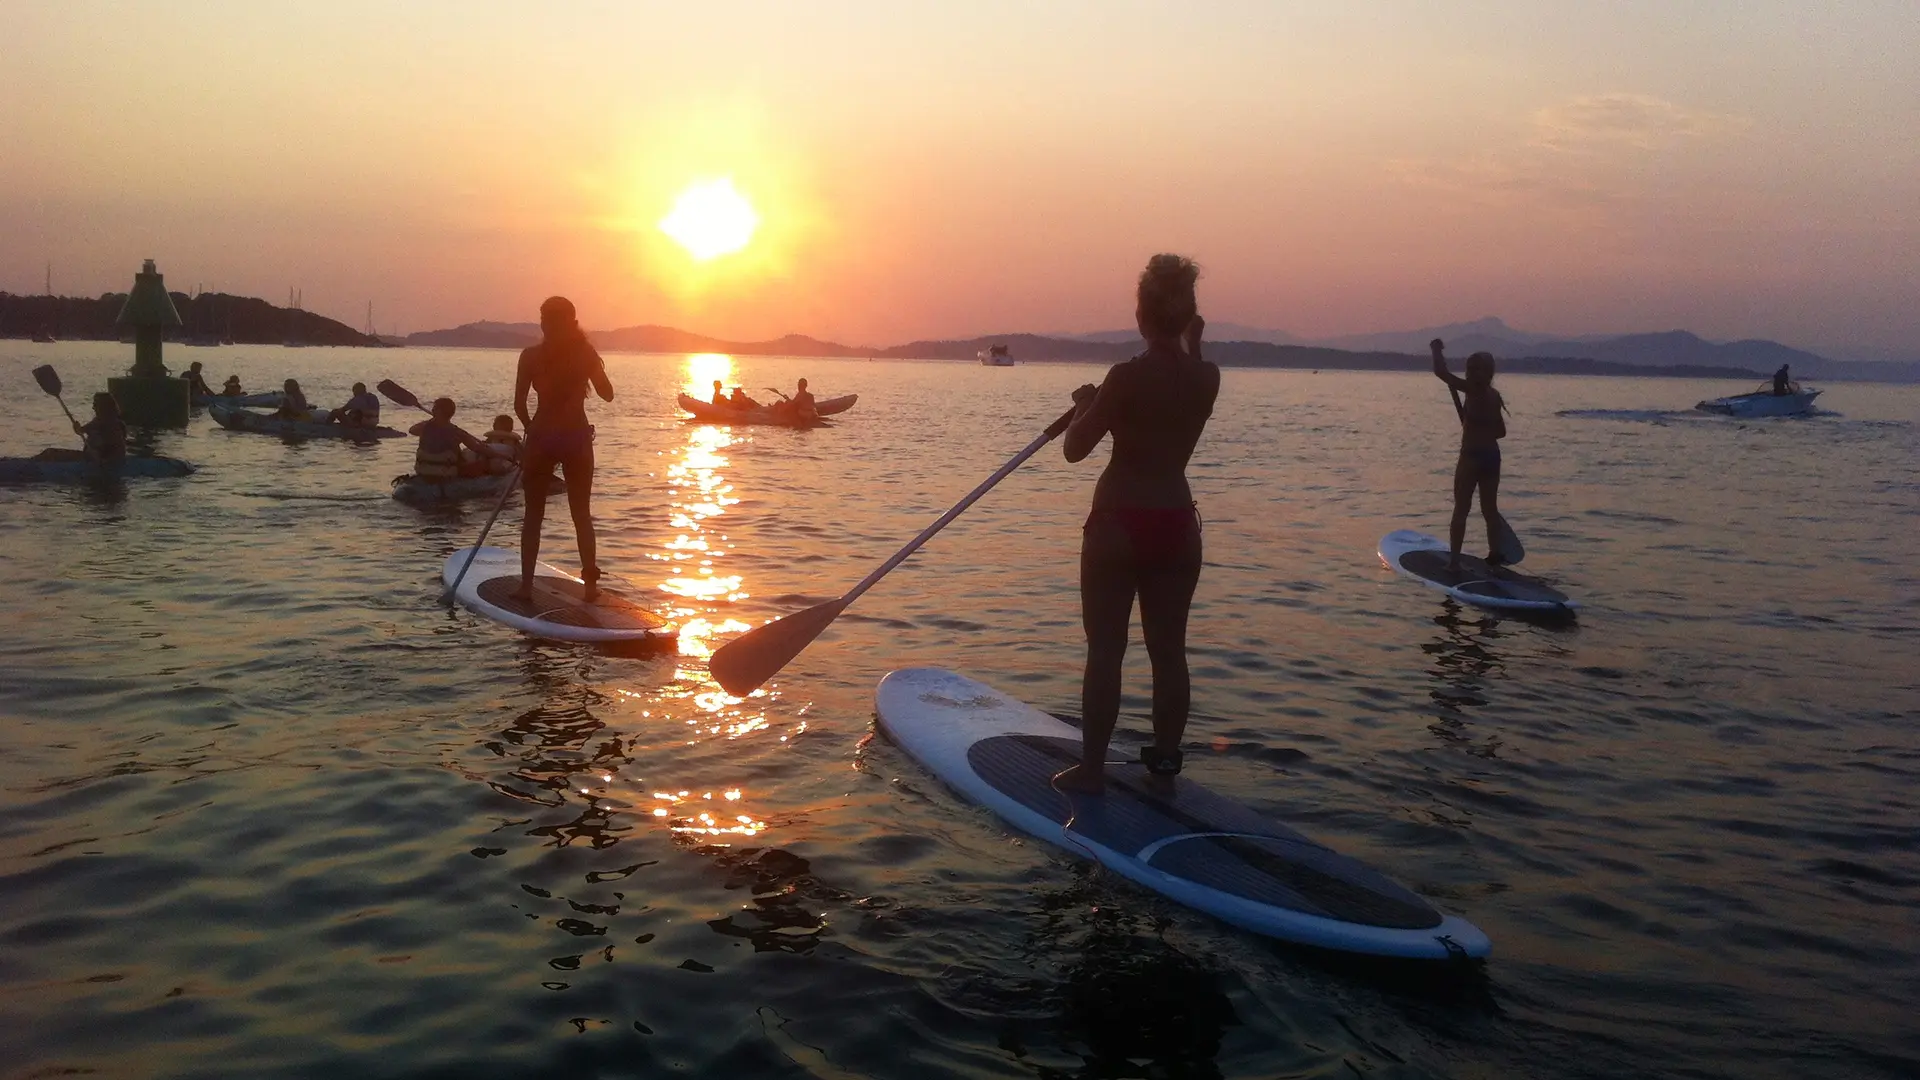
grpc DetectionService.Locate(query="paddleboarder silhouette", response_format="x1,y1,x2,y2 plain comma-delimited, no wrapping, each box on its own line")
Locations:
513,296,613,603
1053,254,1219,795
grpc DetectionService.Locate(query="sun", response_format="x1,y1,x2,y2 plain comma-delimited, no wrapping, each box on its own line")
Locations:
659,178,760,261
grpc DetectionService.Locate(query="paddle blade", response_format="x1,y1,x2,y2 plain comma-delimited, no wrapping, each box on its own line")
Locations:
32,365,61,397
709,598,849,696
376,379,421,410
1492,514,1525,566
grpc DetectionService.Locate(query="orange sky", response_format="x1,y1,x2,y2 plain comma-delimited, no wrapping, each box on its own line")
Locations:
3,2,1915,356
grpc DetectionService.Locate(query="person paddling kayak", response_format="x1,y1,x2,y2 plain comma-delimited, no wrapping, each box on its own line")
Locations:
513,296,613,603
330,382,381,427
272,379,310,420
1431,339,1508,571
409,398,509,482
184,362,215,399
33,392,128,465
1052,254,1219,795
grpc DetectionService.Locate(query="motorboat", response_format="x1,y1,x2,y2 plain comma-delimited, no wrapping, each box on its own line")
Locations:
1695,382,1820,417
978,344,1014,366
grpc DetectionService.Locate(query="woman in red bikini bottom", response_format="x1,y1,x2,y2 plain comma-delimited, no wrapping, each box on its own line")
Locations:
1052,254,1221,795
513,296,615,602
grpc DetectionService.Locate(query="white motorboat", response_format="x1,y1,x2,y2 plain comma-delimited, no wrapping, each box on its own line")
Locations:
978,344,1014,366
1696,382,1820,417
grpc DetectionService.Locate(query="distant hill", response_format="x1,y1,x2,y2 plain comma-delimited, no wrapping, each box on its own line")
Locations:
397,313,1917,382
0,291,379,346
1065,322,1300,346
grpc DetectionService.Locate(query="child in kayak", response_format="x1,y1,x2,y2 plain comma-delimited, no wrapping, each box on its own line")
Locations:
221,375,245,396
477,415,523,476
409,398,509,482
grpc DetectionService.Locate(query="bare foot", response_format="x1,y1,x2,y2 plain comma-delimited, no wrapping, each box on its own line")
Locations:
581,568,601,604
508,581,534,604
1445,560,1462,574
1051,765,1106,795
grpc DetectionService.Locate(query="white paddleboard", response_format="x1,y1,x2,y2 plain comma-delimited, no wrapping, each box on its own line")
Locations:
875,667,1491,960
441,545,675,645
1379,530,1574,614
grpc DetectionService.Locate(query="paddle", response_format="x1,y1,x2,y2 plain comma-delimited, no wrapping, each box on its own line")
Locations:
710,404,1079,696
1436,351,1525,566
32,365,83,446
379,380,525,605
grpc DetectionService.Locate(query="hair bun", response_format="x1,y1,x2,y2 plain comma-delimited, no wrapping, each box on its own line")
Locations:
1137,254,1200,338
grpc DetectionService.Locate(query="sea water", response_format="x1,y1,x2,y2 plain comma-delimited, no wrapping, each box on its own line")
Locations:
0,342,1914,1078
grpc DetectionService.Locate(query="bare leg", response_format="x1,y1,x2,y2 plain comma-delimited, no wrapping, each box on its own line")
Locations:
1448,454,1476,571
1055,518,1134,795
516,453,553,600
1137,526,1202,764
561,448,597,601
1479,463,1502,559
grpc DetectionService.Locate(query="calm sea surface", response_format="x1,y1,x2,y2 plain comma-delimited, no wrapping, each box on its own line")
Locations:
0,342,1914,1079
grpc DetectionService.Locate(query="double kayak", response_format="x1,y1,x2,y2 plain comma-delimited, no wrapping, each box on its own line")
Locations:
391,470,565,506
210,403,404,440
676,392,856,427
193,391,285,408
1695,385,1820,418
0,455,196,483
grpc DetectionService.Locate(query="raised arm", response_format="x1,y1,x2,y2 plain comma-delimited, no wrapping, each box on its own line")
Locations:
514,347,535,427
1430,338,1468,391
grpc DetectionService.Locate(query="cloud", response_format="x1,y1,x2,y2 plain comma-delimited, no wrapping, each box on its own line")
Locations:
1530,93,1747,154
1389,92,1752,216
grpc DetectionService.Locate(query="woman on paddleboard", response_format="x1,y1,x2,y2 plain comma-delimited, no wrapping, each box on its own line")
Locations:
1053,254,1220,795
1430,339,1507,572
513,296,614,602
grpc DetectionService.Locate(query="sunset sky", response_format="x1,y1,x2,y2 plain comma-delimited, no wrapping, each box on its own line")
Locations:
3,2,1915,357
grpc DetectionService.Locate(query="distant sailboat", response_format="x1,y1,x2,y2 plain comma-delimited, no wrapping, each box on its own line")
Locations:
32,263,57,342
284,287,307,347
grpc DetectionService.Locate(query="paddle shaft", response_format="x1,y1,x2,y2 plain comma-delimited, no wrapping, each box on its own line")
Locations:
441,463,523,604
839,405,1077,607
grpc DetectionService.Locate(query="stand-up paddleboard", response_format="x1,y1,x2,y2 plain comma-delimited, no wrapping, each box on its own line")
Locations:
875,668,1490,960
441,546,675,645
1379,530,1573,614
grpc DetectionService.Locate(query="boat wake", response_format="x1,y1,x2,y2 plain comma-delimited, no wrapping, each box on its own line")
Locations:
1554,408,1697,423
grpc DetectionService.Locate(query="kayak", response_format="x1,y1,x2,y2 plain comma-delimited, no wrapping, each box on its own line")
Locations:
209,403,404,440
391,470,565,506
676,392,856,427
0,455,196,483
193,391,285,408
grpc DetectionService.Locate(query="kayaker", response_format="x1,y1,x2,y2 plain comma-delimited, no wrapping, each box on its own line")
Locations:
329,382,381,427
480,415,522,475
1052,254,1219,796
513,296,614,603
791,378,817,421
711,380,729,407
184,362,215,399
1773,364,1791,395
408,398,507,483
729,386,760,409
220,375,244,397
1431,339,1508,572
35,393,128,465
272,379,310,420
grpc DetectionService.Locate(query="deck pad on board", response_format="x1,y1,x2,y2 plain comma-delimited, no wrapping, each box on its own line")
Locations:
474,575,667,631
970,734,1441,929
1395,549,1569,605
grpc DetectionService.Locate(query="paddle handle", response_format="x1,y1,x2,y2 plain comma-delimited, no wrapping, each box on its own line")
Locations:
441,464,523,604
838,406,1076,607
